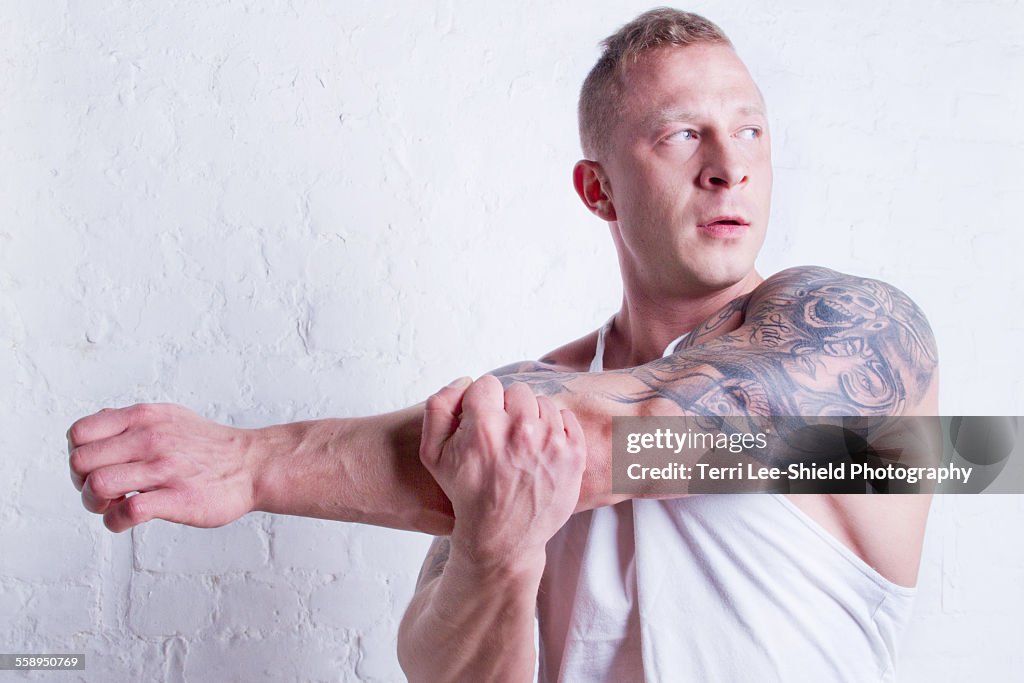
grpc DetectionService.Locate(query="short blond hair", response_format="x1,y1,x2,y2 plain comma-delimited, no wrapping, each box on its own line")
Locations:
578,8,732,159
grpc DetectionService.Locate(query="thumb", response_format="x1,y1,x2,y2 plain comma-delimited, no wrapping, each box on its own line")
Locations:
419,377,472,468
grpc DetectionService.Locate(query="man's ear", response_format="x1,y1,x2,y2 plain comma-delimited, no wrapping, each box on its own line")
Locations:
573,160,617,222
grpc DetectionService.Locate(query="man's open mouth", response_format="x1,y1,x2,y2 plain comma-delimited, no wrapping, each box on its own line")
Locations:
700,216,749,227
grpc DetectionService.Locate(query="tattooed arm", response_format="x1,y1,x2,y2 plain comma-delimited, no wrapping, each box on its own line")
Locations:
495,266,939,506
69,266,936,533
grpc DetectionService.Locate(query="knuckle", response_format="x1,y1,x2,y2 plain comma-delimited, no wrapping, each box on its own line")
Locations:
67,421,88,447
88,470,113,497
143,428,169,453
82,491,103,514
469,375,497,398
131,403,153,421
124,495,147,524
506,382,532,400
132,403,167,425
479,374,501,389
68,445,89,475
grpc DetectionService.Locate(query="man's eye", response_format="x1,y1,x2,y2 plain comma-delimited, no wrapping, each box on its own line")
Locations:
737,127,762,140
668,129,697,141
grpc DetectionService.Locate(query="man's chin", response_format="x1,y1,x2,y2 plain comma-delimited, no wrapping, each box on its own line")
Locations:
681,260,758,295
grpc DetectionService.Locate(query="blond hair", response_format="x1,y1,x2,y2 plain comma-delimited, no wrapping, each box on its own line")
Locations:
578,8,732,159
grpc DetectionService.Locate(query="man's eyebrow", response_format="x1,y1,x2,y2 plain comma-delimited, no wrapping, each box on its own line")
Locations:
641,103,767,130
641,107,699,130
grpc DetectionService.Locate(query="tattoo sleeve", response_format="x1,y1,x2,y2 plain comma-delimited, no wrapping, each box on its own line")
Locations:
494,267,938,465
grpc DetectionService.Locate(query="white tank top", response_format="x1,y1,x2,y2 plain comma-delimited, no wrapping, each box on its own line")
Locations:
536,318,917,682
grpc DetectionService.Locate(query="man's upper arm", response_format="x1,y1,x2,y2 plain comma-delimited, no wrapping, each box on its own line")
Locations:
499,266,938,418
631,265,939,416
490,266,938,503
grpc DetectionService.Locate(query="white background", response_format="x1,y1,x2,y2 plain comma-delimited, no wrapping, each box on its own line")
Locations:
1,1,1022,680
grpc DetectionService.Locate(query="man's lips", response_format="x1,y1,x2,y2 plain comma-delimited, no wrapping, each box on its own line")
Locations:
697,215,750,238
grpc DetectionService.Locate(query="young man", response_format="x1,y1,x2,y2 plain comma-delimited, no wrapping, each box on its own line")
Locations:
68,9,938,681
396,11,938,681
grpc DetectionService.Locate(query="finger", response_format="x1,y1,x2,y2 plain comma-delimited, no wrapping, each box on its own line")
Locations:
460,375,506,421
102,489,181,533
504,382,540,422
561,408,584,448
420,377,472,467
67,406,132,448
82,461,168,509
536,395,565,434
81,492,126,516
69,430,159,492
81,475,128,514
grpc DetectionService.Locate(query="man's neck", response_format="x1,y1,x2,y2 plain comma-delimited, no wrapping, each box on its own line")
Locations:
603,271,763,370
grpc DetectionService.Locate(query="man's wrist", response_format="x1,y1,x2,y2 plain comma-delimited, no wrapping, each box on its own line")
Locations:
447,531,547,583
248,418,338,516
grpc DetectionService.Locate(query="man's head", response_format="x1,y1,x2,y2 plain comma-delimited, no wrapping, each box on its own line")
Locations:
574,9,772,297
578,9,733,162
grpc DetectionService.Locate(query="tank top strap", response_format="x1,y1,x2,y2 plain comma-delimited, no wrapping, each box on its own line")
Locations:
590,316,615,372
591,315,689,373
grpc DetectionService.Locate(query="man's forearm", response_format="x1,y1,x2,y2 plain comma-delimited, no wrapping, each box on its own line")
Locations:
244,370,646,530
398,539,545,683
244,364,703,528
251,406,454,534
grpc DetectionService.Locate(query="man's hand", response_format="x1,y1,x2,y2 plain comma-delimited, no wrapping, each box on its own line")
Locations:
419,375,586,568
68,404,260,532
398,376,586,683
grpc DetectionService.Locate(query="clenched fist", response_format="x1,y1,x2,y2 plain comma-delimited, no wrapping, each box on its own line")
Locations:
419,375,586,568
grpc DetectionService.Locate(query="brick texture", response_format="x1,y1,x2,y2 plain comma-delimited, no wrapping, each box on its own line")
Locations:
2,2,1022,681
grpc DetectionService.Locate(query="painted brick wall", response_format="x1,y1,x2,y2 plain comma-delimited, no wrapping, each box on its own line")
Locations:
2,1,1022,681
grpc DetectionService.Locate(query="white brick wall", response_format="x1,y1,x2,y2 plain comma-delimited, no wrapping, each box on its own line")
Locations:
2,1,1022,680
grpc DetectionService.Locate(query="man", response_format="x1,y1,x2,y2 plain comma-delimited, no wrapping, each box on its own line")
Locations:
67,8,938,681
396,12,938,681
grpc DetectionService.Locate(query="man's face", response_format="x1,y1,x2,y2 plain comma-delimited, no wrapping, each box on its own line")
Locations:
600,43,772,296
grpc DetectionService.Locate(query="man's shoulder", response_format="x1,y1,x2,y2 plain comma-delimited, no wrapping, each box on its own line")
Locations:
746,264,939,413
538,330,601,372
758,265,907,295
752,265,934,341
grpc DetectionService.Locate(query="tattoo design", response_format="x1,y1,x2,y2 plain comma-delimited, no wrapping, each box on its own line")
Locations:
492,360,573,395
415,536,452,590
495,267,938,440
676,292,752,352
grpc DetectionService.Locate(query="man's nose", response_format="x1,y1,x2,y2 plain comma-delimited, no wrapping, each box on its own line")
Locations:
698,137,748,189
